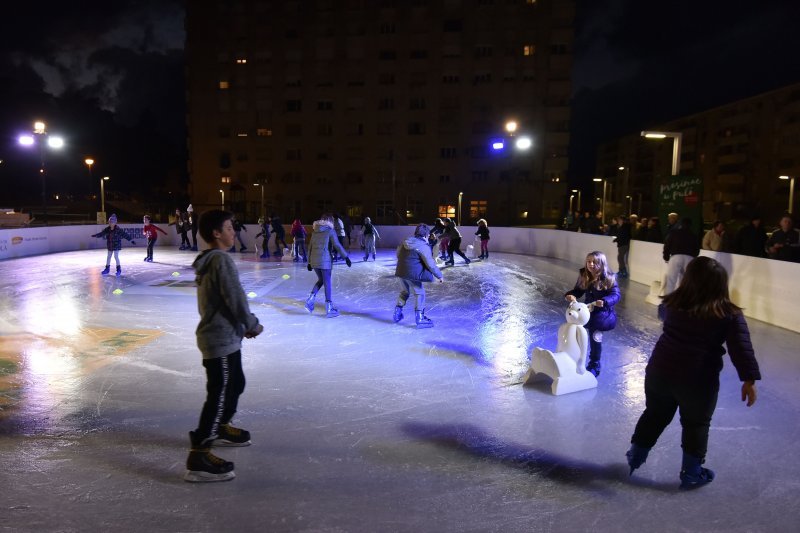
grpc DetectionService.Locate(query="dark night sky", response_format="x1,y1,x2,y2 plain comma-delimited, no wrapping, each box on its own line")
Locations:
2,0,800,205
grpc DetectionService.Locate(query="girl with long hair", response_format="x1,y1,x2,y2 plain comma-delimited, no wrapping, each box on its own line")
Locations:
626,256,760,489
564,251,620,377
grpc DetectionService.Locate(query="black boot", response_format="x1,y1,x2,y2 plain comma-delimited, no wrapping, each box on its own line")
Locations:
393,305,404,323
626,443,651,476
305,291,317,313
115,265,122,277
325,301,339,318
679,452,715,490
101,265,110,275
184,431,235,483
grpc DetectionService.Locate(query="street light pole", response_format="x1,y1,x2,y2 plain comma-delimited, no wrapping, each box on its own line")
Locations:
100,176,109,218
18,121,64,226
641,131,683,176
458,191,463,226
220,189,225,210
779,175,795,213
572,189,581,212
593,178,607,223
85,158,94,198
626,195,633,216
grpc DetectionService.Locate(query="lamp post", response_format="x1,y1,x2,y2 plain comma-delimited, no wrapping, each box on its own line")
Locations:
779,175,795,213
99,176,109,221
457,191,463,226
618,165,630,207
220,189,225,210
641,131,683,176
593,178,607,223
253,182,265,219
571,189,581,212
85,158,94,198
625,195,633,216
18,121,64,225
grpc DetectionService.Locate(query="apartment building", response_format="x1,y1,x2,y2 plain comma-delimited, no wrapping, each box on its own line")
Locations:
595,82,800,223
186,0,573,225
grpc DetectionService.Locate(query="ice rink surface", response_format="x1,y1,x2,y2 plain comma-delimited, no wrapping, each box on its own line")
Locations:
1,246,798,532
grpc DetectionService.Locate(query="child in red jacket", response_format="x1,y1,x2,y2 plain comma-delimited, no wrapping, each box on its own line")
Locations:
143,215,168,262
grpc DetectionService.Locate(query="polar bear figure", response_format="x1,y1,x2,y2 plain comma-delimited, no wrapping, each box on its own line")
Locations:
524,301,598,395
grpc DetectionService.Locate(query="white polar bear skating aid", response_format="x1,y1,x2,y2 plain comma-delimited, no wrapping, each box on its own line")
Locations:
524,301,598,395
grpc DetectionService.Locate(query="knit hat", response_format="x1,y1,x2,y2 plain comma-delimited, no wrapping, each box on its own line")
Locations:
108,214,118,224
187,204,194,212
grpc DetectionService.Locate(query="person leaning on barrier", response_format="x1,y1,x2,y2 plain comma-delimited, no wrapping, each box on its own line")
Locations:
765,214,800,262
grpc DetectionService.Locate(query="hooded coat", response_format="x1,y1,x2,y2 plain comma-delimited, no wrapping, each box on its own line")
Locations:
307,219,348,269
395,236,443,282
565,269,620,331
193,249,260,359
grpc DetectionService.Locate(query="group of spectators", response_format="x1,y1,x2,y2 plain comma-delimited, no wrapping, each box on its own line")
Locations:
564,209,800,263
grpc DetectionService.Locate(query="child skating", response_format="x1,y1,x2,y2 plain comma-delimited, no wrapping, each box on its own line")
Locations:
91,214,135,276
626,256,760,490
305,214,351,317
362,216,380,261
393,224,443,328
564,251,620,377
185,209,264,483
475,219,490,259
142,215,167,262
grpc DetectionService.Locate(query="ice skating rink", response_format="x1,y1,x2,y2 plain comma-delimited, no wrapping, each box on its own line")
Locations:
1,247,798,532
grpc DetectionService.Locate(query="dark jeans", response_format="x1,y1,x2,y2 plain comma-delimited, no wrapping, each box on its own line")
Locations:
195,350,246,445
447,237,469,262
294,238,307,260
312,268,333,301
180,230,190,247
617,244,629,274
146,238,156,260
190,226,198,248
587,326,602,365
274,234,287,254
631,371,719,459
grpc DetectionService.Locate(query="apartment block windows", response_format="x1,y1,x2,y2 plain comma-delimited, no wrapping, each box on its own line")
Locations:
523,44,536,56
286,149,302,160
317,124,334,136
378,98,395,110
471,171,489,182
380,22,396,34
550,43,569,55
256,128,272,137
439,175,451,183
317,100,334,111
443,19,462,32
410,50,429,59
474,45,493,58
219,81,230,89
408,122,426,135
470,200,488,219
379,73,396,85
440,147,458,159
236,58,247,64
376,200,393,218
286,100,302,111
410,97,426,110
220,175,231,184
379,50,397,60
442,74,460,84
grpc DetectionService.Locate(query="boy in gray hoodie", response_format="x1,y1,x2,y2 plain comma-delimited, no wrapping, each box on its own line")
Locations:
393,224,444,328
185,210,264,483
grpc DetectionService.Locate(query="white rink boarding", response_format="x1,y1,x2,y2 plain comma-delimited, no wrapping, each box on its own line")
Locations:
1,223,797,333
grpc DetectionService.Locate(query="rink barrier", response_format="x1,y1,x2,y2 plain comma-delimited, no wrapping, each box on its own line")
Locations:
1,224,797,333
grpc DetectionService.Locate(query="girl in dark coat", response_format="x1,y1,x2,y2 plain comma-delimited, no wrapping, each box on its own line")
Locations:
565,251,620,377
626,256,760,490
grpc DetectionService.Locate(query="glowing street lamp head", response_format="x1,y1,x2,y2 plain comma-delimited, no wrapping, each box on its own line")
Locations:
505,121,518,133
47,136,64,149
34,121,46,134
85,158,94,167
618,166,625,170
515,137,532,150
593,178,603,182
103,176,110,181
18,134,35,146
779,175,790,180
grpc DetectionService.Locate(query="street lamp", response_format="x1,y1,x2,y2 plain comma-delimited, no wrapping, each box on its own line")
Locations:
458,191,463,226
253,182,265,219
593,178,607,223
99,176,110,222
18,121,64,225
85,158,94,198
641,131,682,176
779,175,795,213
220,189,225,210
625,195,633,216
571,189,581,212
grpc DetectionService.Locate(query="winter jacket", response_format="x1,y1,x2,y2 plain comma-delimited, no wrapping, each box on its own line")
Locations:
270,218,285,238
232,219,247,233
663,227,699,262
291,222,306,240
765,227,800,262
92,226,134,251
193,249,260,360
647,307,761,385
143,223,167,241
702,229,724,251
614,222,632,247
395,236,443,282
565,269,621,331
307,220,348,269
444,224,462,240
736,223,767,258
475,226,490,240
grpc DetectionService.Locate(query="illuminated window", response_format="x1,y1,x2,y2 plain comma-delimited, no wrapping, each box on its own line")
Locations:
523,45,536,56
221,175,231,184
236,58,247,64
438,204,456,218
236,132,248,137
256,128,272,137
219,81,230,89
469,200,488,218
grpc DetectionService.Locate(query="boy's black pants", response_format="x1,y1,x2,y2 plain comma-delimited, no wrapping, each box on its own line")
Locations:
194,350,245,445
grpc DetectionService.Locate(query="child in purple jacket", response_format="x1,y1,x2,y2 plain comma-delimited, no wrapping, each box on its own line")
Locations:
565,251,620,377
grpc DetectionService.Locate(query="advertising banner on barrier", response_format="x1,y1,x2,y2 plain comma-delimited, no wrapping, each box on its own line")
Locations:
0,228,49,260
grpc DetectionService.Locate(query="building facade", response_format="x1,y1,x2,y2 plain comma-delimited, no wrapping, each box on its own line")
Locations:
186,0,573,225
595,82,800,224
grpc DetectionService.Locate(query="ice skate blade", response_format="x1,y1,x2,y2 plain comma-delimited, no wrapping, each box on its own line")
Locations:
211,439,251,448
184,470,235,483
